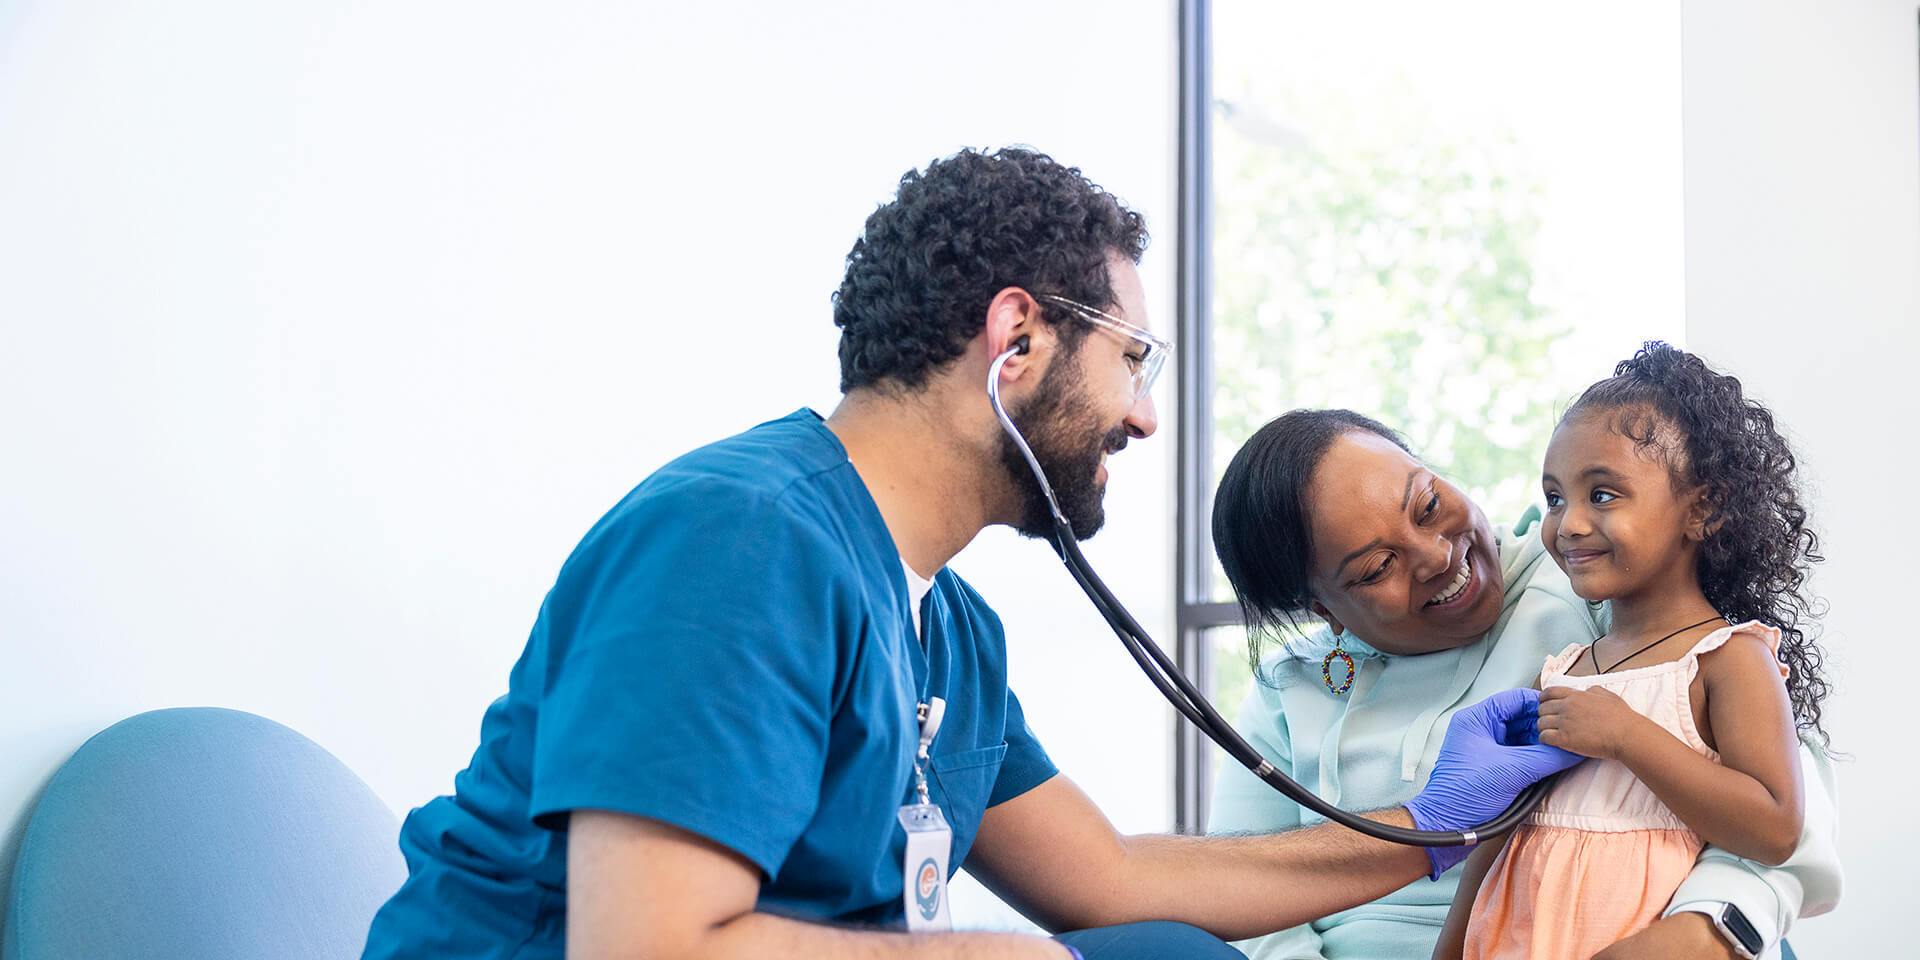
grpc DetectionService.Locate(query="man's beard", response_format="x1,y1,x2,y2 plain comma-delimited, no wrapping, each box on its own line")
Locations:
996,356,1130,541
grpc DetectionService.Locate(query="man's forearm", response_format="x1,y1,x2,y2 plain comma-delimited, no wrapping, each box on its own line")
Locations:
1105,808,1432,941
638,912,1071,960
972,690,1580,941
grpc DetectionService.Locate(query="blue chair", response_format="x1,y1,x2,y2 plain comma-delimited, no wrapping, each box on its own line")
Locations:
3,708,404,959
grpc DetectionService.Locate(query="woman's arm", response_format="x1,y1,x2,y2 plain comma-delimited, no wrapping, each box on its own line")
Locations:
1660,735,1842,950
1593,736,1840,960
1537,630,1804,865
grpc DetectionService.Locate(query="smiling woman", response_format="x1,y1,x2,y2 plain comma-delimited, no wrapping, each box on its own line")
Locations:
1298,431,1503,656
1213,410,1505,663
1203,407,1841,960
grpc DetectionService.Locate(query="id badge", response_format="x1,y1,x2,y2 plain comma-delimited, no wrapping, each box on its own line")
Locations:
896,802,952,931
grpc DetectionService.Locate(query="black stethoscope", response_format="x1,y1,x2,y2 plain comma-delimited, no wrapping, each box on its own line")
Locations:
987,337,1550,848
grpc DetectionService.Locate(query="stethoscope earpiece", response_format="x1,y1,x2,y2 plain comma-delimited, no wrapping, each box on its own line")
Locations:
1011,334,1030,356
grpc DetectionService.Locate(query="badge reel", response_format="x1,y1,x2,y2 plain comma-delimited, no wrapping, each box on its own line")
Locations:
897,696,952,931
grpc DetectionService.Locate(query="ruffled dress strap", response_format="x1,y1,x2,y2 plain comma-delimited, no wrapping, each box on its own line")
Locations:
1537,641,1590,682
1680,620,1787,680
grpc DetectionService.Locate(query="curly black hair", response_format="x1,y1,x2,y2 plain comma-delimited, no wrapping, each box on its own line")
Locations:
1565,342,1831,746
832,147,1150,393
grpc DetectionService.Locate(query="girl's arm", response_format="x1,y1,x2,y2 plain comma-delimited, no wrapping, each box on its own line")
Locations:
1537,630,1804,865
1661,736,1843,953
1431,834,1506,960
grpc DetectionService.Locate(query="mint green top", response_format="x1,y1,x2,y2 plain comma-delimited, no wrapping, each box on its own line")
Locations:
1208,510,1842,959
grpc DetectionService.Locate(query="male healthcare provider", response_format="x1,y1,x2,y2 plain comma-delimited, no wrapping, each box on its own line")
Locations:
360,148,1580,960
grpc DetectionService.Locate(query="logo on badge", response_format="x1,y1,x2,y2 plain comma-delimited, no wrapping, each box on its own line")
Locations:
915,857,942,920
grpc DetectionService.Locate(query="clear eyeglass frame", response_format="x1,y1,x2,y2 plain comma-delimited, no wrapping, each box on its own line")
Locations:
1037,293,1173,400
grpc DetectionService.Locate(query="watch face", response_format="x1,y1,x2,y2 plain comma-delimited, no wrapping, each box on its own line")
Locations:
1721,904,1764,953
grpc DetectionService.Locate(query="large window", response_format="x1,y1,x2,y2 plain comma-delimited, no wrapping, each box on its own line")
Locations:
1174,0,1684,831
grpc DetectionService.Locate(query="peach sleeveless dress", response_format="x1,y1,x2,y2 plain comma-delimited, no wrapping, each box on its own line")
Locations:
1462,621,1786,960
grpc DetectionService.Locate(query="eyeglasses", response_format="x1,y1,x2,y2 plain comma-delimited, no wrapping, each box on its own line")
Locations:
1037,294,1173,400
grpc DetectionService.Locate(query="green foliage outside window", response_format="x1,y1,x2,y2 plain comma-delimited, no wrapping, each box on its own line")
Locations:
1211,82,1570,581
1208,80,1572,698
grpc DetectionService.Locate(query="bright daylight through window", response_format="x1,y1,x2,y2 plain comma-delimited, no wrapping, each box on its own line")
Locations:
1180,0,1684,829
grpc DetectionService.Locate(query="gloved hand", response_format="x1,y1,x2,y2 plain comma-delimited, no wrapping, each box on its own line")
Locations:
1403,688,1583,879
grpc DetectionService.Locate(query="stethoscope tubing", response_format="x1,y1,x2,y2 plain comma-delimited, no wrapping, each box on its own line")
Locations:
987,343,1549,847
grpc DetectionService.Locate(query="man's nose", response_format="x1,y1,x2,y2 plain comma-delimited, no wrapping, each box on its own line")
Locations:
1125,392,1157,440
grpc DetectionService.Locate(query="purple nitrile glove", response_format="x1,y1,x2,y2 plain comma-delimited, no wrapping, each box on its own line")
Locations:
1403,688,1583,880
1504,700,1541,746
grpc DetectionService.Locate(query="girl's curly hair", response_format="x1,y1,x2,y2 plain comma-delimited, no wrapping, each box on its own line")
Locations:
1566,342,1831,746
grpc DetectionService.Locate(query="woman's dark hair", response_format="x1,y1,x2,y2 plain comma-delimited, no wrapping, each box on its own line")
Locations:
832,147,1149,393
1565,342,1831,745
1213,409,1411,668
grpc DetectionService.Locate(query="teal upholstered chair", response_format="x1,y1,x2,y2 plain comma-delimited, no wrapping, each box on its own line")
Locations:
3,708,404,959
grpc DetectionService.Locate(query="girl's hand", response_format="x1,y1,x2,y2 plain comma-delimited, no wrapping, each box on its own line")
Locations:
1536,685,1650,760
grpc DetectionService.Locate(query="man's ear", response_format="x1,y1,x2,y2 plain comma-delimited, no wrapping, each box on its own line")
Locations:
983,286,1048,385
1309,600,1346,637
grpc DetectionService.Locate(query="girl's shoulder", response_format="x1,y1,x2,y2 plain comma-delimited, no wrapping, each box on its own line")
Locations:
1689,620,1788,681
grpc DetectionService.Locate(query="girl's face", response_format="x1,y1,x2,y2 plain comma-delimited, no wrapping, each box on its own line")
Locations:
1302,432,1505,655
1540,411,1708,602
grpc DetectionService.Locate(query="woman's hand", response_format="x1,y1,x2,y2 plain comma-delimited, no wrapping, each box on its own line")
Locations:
1589,912,1738,960
1536,686,1654,760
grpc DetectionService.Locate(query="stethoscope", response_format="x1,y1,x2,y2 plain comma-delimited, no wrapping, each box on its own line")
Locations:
987,337,1550,848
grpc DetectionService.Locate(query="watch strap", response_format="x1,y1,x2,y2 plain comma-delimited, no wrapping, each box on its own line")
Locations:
1671,902,1761,959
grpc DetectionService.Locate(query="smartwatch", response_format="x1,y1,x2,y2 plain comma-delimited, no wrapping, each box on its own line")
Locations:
1674,902,1763,959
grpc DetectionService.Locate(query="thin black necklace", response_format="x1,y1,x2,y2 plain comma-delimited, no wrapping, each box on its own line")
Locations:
1591,615,1725,674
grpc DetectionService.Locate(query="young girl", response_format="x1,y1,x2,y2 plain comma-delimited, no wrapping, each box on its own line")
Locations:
1434,343,1831,960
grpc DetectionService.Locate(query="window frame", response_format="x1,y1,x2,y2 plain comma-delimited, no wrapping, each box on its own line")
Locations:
1172,0,1237,835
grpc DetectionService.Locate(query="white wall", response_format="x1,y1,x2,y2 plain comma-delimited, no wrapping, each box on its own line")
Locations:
0,0,1177,930
9,0,1908,947
1682,0,1920,954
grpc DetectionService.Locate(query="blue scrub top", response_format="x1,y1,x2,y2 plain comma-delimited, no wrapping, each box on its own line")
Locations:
362,410,1057,959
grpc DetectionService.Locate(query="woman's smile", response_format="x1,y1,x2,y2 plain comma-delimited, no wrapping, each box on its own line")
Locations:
1424,546,1478,608
1300,431,1507,654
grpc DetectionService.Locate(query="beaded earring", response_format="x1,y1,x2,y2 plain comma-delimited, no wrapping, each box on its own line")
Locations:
1321,633,1356,695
